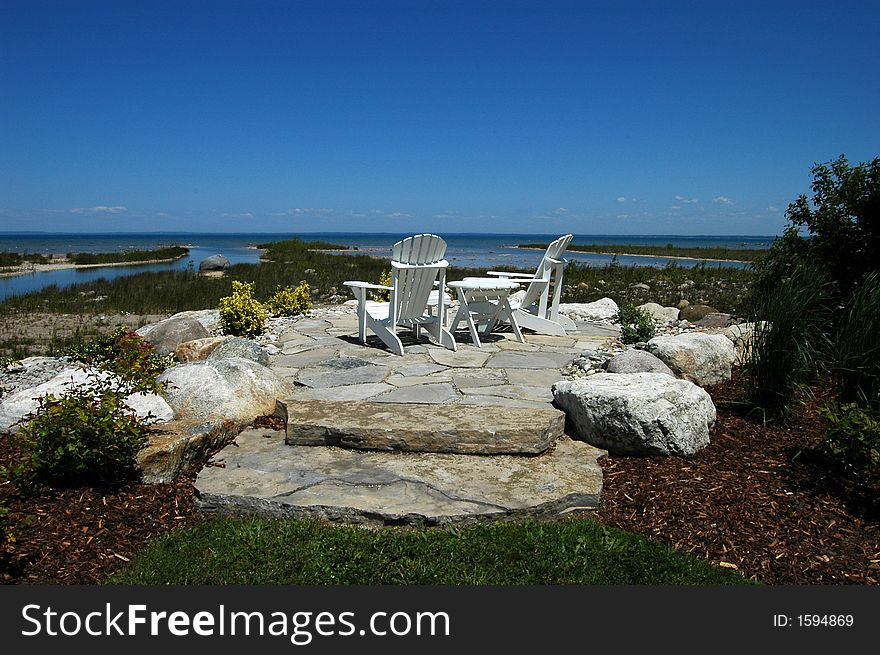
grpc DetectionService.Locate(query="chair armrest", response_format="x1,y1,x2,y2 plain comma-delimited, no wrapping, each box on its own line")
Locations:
344,281,393,291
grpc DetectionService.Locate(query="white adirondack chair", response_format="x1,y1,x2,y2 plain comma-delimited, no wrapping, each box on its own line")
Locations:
344,234,457,356
485,233,576,336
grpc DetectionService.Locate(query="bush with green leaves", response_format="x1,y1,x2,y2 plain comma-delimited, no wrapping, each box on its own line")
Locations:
745,264,833,418
370,269,393,302
266,282,312,317
614,303,656,344
218,280,268,337
818,400,880,505
10,377,150,492
752,154,880,304
63,325,174,394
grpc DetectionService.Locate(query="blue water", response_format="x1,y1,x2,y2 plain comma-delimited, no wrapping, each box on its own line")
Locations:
0,232,773,301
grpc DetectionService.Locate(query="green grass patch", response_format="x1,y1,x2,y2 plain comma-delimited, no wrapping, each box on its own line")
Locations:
258,237,351,261
0,252,50,267
108,516,753,585
519,242,764,262
66,246,189,265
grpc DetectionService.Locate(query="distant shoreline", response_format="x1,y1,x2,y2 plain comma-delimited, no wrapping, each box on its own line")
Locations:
506,245,751,264
0,257,184,278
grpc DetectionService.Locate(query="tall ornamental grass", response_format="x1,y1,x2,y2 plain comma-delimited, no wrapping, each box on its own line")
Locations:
834,272,880,409
746,265,834,418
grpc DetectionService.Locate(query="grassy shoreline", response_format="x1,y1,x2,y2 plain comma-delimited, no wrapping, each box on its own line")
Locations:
516,242,764,263
0,246,189,278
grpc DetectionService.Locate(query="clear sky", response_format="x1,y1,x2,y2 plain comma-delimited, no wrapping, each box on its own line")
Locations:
1,0,877,236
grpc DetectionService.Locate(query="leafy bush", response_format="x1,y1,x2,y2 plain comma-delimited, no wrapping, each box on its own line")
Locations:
370,270,393,302
10,378,150,492
818,400,880,504
218,280,268,337
614,303,656,344
63,325,174,394
752,154,880,303
834,272,880,410
266,282,312,317
745,265,833,418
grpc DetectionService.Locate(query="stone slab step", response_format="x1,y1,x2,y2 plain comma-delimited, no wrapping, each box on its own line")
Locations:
277,399,565,455
195,428,605,525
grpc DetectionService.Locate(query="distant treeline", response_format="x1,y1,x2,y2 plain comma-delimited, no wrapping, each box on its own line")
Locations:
66,246,189,265
0,252,51,267
258,238,351,262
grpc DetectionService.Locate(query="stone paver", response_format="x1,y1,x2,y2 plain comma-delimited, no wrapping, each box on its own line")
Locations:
287,383,395,402
195,428,603,524
372,382,459,404
485,351,576,370
273,347,338,368
295,358,391,388
428,349,492,368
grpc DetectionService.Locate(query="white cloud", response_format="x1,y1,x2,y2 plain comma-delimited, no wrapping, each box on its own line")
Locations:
713,196,734,205
616,197,626,203
674,195,699,204
70,205,127,214
767,205,780,213
670,205,682,210
386,212,410,218
289,207,332,215
616,214,630,219
555,207,570,214
221,212,254,219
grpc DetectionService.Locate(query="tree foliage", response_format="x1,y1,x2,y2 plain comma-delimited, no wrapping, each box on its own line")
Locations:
753,154,880,300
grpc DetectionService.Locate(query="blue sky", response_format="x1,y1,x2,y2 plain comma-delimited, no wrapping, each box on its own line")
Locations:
1,0,877,236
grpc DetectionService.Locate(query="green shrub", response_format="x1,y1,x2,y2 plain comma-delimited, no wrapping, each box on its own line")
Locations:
218,280,268,337
63,325,174,394
266,282,312,317
745,265,834,418
614,303,656,344
371,269,393,302
10,378,150,492
818,400,880,504
834,272,880,409
752,154,880,303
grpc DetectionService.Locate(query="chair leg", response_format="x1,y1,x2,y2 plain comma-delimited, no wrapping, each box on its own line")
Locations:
371,320,405,356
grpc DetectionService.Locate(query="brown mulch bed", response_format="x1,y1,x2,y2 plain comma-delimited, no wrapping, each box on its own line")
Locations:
2,376,879,585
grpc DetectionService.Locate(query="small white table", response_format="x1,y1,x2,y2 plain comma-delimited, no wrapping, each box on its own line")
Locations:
447,277,524,348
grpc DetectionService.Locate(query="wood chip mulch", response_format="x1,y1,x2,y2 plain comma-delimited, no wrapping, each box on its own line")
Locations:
2,374,878,585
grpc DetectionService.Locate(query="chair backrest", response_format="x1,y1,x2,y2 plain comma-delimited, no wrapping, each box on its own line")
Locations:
390,234,448,322
519,234,573,309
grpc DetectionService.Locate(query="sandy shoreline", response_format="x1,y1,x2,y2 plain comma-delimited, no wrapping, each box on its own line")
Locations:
0,256,185,278
506,245,749,264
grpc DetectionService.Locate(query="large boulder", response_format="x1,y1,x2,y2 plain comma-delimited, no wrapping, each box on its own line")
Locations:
696,313,733,328
157,357,292,424
207,337,270,367
679,304,719,322
552,372,715,456
646,333,735,387
637,302,680,324
720,322,761,365
175,336,229,362
140,314,210,356
198,254,230,273
605,349,675,376
0,367,173,433
558,297,620,323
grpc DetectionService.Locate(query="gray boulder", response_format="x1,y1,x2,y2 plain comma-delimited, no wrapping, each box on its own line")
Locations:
175,336,229,362
0,367,173,433
140,314,210,356
158,357,292,424
558,297,620,323
605,349,675,376
552,372,715,456
637,302,680,324
696,312,733,328
198,254,230,273
647,333,735,387
720,322,761,365
208,337,270,367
